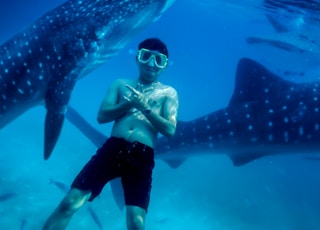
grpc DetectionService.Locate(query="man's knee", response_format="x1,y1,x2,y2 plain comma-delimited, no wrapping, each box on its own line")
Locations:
126,205,146,230
58,189,91,215
129,215,144,227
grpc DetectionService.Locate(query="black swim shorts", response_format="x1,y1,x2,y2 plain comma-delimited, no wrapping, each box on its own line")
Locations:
71,137,155,211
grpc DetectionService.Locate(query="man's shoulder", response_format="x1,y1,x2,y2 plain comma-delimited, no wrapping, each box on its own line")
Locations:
158,82,178,97
112,78,135,86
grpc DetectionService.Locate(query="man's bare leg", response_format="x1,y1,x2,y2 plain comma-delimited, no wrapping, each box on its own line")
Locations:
43,189,91,230
126,205,146,230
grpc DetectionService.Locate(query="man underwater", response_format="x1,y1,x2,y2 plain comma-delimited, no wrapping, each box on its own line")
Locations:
43,38,179,230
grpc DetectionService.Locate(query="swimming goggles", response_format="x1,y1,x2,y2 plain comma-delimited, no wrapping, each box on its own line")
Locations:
137,48,168,69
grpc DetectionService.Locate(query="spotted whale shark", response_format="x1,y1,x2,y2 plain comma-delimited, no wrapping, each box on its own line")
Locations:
157,57,320,166
65,57,320,209
0,0,175,159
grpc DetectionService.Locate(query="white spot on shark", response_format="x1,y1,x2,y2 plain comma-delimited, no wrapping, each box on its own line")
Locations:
250,137,258,142
283,131,289,142
299,126,304,136
18,88,24,94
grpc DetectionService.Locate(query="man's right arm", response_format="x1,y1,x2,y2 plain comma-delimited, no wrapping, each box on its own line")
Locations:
97,79,132,124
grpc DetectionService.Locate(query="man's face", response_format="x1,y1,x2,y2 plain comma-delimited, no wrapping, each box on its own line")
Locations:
136,48,168,82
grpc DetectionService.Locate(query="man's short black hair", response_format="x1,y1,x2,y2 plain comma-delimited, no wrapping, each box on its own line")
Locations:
138,38,169,58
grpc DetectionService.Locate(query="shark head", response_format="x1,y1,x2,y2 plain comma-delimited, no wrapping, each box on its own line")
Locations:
0,0,175,159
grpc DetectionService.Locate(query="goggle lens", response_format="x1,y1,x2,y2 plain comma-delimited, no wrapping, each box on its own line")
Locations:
138,48,168,68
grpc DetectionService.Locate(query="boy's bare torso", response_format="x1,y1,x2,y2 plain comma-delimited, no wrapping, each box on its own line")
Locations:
111,79,175,148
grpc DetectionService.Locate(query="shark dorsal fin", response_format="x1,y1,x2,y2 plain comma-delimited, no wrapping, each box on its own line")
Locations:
228,58,297,107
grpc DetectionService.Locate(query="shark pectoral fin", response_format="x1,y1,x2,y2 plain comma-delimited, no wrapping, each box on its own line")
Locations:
44,109,65,160
44,78,76,160
162,158,186,169
228,152,264,166
266,14,290,33
110,178,125,211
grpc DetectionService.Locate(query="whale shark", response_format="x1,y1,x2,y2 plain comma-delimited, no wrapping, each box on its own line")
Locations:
156,57,320,166
247,0,320,77
246,31,320,79
65,57,320,209
0,0,175,160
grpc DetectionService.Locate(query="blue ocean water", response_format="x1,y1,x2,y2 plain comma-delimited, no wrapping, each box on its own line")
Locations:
0,0,320,229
